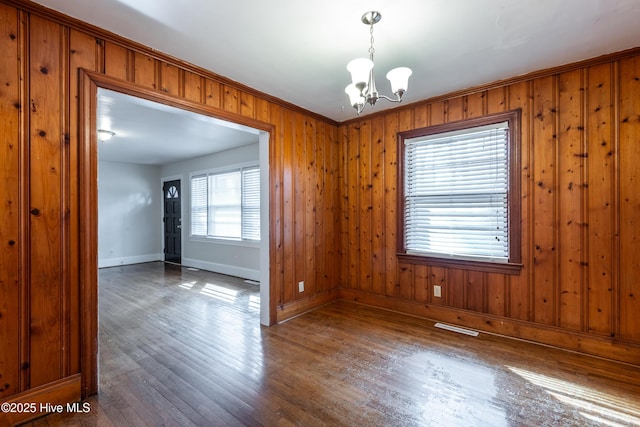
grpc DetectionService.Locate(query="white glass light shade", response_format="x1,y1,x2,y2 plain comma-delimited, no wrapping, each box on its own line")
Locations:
345,84,365,108
347,58,373,88
386,67,412,95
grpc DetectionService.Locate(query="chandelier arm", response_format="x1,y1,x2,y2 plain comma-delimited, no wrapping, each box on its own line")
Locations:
376,94,403,103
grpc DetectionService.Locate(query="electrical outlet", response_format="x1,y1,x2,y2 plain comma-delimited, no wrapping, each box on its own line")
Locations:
298,281,304,292
433,285,442,298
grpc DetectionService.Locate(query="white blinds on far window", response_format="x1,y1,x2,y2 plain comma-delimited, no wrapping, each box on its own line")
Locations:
190,166,260,241
404,122,509,261
242,167,260,240
191,175,208,236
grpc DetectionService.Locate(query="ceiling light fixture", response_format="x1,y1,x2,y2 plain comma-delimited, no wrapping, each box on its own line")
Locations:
98,129,115,142
345,11,412,115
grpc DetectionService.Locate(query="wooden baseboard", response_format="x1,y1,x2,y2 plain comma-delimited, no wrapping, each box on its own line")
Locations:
276,288,339,323
338,289,640,367
0,374,81,426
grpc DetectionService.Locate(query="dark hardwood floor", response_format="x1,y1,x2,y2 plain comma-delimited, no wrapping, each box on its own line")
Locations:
23,262,640,426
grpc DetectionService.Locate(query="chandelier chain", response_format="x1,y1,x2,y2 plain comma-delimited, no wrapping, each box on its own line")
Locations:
368,23,375,58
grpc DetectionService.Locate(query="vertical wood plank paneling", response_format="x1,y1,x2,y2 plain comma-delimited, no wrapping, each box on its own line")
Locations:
204,79,222,109
0,3,21,398
269,103,285,308
447,97,464,122
447,269,465,308
240,92,255,119
413,104,428,128
133,52,156,89
618,56,640,341
465,92,486,118
586,63,614,335
255,98,269,123
398,263,413,300
314,121,326,293
103,42,130,81
507,82,532,321
281,109,295,304
486,87,507,114
531,76,557,325
338,123,349,288
486,273,506,317
383,112,398,296
223,84,239,114
304,118,316,295
370,116,385,294
28,15,65,388
430,101,446,126
327,125,340,289
183,70,203,103
159,62,180,95
557,69,584,331
346,123,360,289
293,113,306,298
358,120,372,292
466,271,485,312
414,264,429,303
68,28,101,377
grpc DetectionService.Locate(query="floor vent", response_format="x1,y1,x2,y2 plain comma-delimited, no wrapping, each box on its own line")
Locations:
434,323,479,337
186,267,199,271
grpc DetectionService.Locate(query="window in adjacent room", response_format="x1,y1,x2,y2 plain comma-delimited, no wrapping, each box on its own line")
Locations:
191,165,260,241
398,110,521,274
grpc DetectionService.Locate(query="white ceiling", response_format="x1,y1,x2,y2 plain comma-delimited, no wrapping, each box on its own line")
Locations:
31,0,640,123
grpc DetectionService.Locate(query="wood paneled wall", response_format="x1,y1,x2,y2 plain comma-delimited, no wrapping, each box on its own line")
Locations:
338,52,640,365
0,0,340,414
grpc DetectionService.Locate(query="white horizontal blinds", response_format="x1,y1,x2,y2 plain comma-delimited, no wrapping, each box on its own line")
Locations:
208,170,242,238
241,166,260,240
190,166,261,241
404,121,509,261
190,175,208,236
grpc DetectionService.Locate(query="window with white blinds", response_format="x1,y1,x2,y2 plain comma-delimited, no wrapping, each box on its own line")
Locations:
241,167,260,240
190,166,260,241
403,121,510,262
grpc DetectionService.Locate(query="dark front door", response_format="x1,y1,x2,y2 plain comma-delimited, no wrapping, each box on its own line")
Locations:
163,180,181,264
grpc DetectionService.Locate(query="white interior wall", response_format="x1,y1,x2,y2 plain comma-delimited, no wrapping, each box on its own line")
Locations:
98,161,163,267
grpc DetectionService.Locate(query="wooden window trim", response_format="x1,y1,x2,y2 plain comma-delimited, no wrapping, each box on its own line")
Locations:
397,109,522,275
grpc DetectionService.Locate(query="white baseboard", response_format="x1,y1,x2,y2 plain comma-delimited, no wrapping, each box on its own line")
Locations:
98,253,163,268
182,257,260,281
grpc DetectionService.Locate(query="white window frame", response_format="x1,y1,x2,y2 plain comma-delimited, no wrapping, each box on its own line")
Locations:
190,163,261,243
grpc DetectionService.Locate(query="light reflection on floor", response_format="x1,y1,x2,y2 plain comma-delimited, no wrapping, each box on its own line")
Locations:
200,282,239,302
178,275,260,312
507,366,640,426
178,280,196,289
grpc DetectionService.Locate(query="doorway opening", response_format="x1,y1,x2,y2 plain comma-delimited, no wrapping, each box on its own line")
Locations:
80,69,274,397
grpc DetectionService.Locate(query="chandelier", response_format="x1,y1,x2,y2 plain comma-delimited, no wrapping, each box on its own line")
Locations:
345,11,412,114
